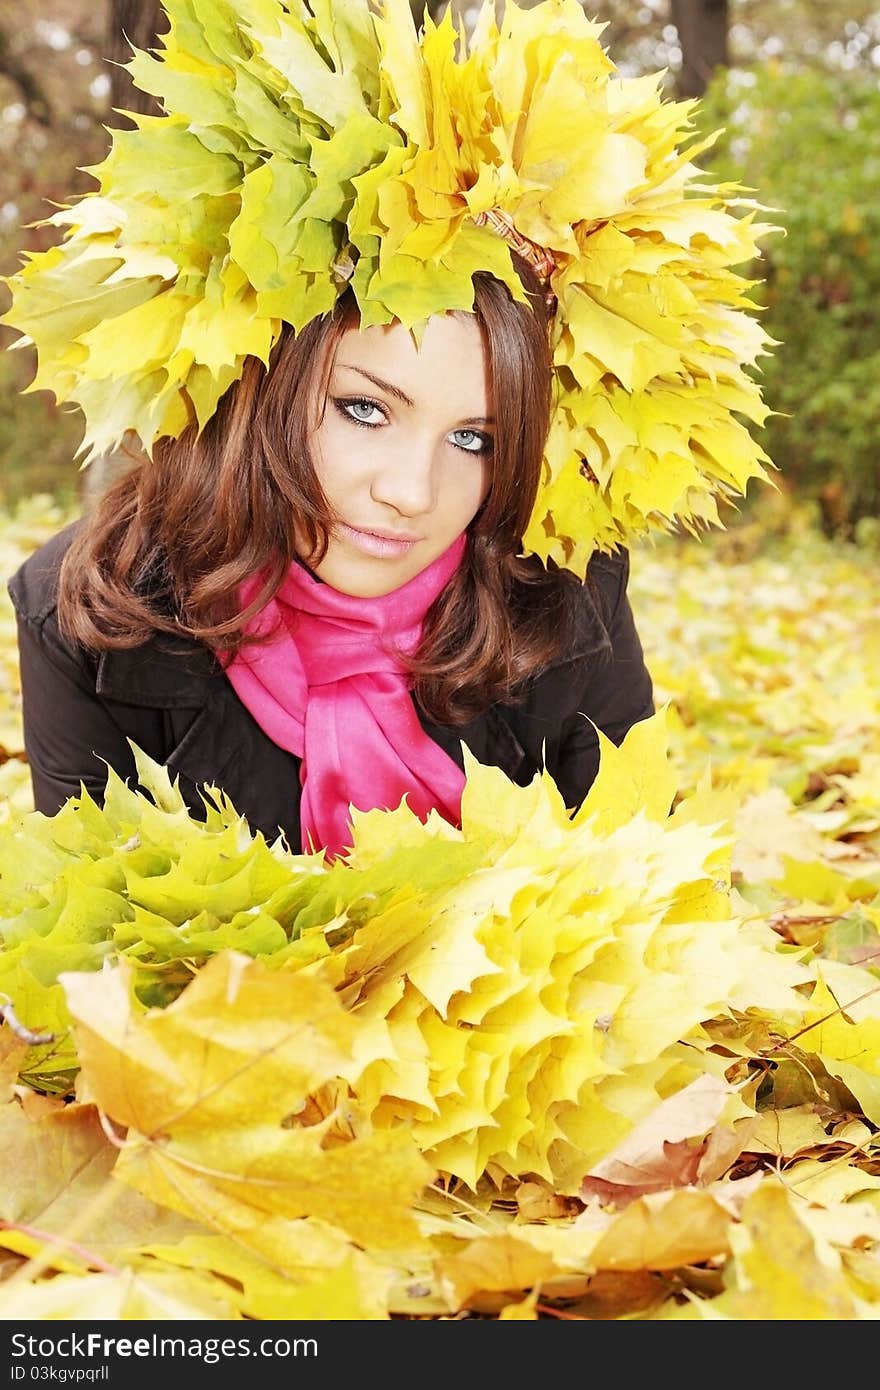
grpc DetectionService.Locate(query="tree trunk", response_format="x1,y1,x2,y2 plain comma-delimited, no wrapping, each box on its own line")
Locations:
104,0,167,129
670,0,729,99
409,0,451,26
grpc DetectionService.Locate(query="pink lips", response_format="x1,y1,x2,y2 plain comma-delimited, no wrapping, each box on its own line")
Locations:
338,523,419,559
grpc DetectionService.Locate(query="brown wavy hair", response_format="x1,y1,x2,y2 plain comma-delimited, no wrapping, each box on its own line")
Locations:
58,261,583,724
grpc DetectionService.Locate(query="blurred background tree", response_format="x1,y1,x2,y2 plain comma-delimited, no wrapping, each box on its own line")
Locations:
2,0,878,532
0,0,165,506
697,65,880,538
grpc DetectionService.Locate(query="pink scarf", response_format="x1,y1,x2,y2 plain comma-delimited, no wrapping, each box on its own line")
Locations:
223,535,467,859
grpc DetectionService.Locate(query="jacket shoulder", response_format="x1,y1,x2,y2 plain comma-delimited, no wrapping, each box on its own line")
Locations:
7,518,84,625
558,545,630,661
584,545,629,610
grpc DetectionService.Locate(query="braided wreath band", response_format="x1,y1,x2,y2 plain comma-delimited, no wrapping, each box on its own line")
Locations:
2,0,778,575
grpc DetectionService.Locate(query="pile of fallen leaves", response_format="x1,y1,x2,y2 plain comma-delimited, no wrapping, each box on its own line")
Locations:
0,495,878,1320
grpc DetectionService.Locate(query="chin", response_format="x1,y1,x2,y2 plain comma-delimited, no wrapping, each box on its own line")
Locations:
314,554,418,598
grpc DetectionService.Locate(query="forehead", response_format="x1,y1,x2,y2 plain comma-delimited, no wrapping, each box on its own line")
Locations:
330,312,490,388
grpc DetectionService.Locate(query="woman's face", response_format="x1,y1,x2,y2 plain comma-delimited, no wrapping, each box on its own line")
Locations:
302,312,493,597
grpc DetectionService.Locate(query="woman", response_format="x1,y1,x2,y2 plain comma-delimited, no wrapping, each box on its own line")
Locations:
3,0,774,858
8,267,653,857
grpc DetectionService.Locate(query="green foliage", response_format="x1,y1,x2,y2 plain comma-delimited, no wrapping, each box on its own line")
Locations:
696,64,880,530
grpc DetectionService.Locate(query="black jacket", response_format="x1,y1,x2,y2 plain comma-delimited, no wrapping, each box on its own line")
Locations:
8,522,654,850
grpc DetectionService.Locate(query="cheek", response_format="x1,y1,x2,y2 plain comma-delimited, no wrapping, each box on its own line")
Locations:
309,418,359,499
461,461,490,523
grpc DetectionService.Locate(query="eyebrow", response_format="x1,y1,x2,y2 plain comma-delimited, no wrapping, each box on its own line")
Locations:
335,362,414,406
334,362,494,425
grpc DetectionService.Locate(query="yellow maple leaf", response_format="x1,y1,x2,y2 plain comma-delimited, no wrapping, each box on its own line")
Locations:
0,1266,242,1320
799,968,880,1126
436,1230,562,1314
706,1179,869,1319
572,704,679,831
0,1094,205,1287
586,1182,747,1272
144,1232,394,1320
61,954,433,1261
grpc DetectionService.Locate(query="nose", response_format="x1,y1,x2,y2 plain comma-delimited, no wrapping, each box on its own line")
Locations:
369,438,436,517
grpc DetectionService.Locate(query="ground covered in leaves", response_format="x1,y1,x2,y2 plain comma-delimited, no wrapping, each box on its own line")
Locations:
0,494,878,1321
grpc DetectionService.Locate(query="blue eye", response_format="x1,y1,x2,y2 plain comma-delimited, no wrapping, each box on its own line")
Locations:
450,428,491,454
335,398,385,426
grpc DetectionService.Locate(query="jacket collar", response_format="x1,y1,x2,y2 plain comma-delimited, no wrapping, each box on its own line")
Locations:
567,585,614,664
94,612,609,709
95,631,221,707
